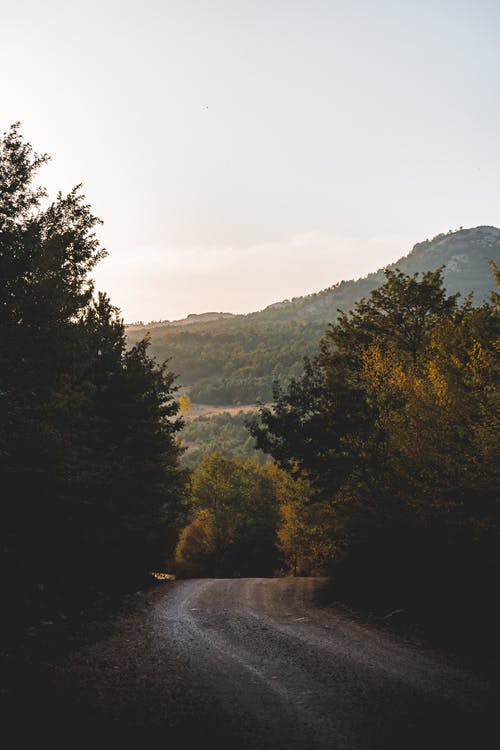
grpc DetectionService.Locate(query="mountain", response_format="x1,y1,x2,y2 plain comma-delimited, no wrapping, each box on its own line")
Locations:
127,311,234,331
251,224,499,323
126,226,500,408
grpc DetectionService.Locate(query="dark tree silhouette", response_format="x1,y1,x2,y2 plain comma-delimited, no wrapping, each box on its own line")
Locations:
0,124,185,623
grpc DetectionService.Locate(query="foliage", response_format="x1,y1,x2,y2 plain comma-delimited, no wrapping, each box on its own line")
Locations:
174,509,217,579
129,317,326,406
0,125,185,619
180,410,268,468
178,393,193,416
269,467,337,575
249,267,500,642
175,454,280,577
249,268,461,493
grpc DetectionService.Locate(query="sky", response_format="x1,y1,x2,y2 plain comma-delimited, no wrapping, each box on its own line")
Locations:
2,0,499,322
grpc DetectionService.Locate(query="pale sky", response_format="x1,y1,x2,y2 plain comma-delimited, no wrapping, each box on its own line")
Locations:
2,0,499,322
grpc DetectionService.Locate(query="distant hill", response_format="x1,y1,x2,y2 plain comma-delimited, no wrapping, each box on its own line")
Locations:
127,226,500,408
250,224,500,323
127,311,234,332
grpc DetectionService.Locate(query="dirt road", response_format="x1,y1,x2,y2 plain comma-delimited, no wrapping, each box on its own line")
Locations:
22,578,497,748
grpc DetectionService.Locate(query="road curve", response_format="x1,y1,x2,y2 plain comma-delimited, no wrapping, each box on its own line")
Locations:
149,578,496,749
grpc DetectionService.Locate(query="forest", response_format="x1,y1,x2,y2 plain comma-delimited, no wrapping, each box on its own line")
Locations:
0,125,187,632
2,126,499,665
180,409,268,468
175,265,500,657
130,315,327,405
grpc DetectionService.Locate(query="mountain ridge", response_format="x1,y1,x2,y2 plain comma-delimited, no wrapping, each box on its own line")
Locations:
126,226,499,408
249,224,500,321
127,226,499,330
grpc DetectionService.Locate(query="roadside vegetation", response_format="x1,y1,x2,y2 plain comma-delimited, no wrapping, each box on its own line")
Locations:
248,265,500,657
175,265,500,664
0,125,187,635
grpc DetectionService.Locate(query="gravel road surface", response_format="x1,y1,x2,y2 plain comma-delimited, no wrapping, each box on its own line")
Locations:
22,578,498,748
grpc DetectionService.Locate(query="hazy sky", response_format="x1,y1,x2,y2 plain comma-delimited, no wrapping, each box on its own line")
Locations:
2,0,499,321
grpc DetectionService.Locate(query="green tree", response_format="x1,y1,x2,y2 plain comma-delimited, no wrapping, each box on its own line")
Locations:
250,266,500,647
176,454,279,577
248,268,460,499
0,125,185,618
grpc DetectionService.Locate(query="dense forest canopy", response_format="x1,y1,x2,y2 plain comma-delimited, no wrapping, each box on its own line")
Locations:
131,316,327,406
180,409,268,468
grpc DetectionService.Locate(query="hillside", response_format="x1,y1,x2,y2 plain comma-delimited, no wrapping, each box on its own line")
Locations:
126,226,500,410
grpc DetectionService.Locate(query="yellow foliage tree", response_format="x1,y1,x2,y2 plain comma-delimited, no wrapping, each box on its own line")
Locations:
263,465,337,575
178,393,193,416
175,509,216,578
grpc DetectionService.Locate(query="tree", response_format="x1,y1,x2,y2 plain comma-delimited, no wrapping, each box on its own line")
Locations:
178,393,193,416
173,509,216,578
0,125,185,618
248,268,460,499
268,466,336,575
249,265,500,642
175,454,280,577
360,293,500,530
330,267,459,365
